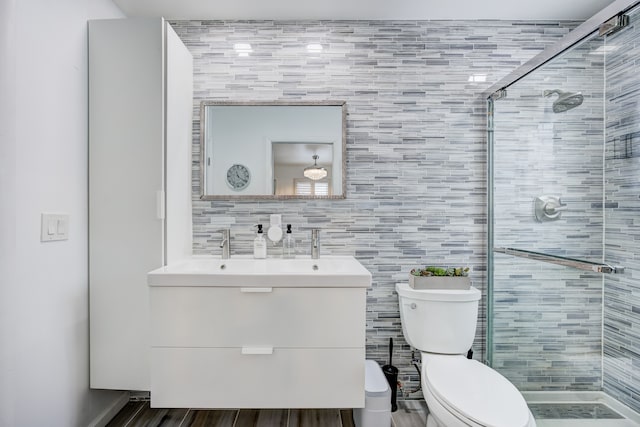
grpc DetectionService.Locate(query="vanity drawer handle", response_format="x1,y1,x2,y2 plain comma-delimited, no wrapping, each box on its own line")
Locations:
240,287,273,293
241,346,273,355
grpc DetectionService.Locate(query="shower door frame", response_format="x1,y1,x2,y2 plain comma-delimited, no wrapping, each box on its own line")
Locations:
483,0,639,100
484,0,640,367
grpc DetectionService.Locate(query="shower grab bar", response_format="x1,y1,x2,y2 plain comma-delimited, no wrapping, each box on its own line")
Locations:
494,247,624,274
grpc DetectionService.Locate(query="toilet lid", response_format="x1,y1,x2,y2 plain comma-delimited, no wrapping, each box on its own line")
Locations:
425,358,530,427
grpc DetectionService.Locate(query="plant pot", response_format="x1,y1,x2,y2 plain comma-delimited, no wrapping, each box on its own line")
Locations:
408,274,471,290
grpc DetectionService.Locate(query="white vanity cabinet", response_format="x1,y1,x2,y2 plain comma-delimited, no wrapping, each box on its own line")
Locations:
147,257,371,408
89,18,193,391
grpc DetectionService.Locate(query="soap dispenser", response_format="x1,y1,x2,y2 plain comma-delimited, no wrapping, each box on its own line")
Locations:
283,224,296,259
267,214,283,245
253,224,267,259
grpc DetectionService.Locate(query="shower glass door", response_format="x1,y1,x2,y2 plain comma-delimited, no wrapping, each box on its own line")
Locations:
488,3,640,414
488,31,606,392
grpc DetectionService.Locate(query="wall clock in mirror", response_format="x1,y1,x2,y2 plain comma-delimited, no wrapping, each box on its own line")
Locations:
226,164,251,191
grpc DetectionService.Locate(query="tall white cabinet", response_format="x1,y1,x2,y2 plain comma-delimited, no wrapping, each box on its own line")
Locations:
89,18,193,391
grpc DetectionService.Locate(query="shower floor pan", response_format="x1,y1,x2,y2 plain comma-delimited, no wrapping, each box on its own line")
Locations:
523,391,640,427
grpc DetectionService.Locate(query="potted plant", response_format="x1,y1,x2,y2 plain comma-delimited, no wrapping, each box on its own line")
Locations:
409,266,471,290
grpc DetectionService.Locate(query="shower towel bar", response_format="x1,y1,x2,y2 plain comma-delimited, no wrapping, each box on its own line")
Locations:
494,247,624,274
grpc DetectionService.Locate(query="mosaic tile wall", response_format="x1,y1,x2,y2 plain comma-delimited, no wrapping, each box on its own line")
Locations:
170,19,576,395
491,36,606,391
603,3,640,413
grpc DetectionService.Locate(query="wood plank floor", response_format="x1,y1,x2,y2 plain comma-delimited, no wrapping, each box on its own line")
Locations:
392,400,428,427
107,400,428,427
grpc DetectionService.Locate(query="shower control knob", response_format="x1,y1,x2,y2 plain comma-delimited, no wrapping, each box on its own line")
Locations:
534,195,567,222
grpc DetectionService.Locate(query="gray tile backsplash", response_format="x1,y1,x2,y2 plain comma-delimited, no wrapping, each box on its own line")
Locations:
170,19,576,394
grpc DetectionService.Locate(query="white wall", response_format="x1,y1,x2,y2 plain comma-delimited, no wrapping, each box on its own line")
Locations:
0,0,18,421
0,0,127,426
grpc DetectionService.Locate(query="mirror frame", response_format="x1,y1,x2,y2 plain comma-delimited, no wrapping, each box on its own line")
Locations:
199,100,347,200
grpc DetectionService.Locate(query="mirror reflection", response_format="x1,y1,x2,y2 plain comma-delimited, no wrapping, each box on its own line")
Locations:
273,143,332,196
200,101,346,199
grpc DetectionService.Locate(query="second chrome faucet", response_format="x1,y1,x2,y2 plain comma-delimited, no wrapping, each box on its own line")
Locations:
219,229,231,259
311,229,320,259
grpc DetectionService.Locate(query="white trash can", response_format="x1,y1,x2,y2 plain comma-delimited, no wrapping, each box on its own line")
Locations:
353,360,392,427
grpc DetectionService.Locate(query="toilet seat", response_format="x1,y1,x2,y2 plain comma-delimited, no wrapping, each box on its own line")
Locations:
424,357,531,427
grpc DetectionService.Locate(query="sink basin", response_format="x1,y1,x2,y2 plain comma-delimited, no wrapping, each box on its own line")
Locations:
147,256,372,287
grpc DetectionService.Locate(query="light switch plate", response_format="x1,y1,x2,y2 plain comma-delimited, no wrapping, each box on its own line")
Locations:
41,213,69,242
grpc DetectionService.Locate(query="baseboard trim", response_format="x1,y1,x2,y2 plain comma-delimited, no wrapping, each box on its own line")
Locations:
87,392,129,427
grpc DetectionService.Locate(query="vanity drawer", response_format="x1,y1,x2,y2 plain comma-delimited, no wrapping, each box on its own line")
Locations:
150,347,365,408
150,287,366,348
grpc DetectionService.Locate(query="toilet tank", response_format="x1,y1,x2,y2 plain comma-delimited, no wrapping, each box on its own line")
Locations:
396,283,481,354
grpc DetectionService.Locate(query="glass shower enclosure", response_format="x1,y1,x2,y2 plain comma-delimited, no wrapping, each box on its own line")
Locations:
487,0,640,418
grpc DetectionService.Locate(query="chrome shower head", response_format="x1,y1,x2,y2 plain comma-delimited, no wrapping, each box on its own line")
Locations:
544,89,584,113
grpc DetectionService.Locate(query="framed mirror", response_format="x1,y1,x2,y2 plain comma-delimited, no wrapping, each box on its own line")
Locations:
200,101,346,199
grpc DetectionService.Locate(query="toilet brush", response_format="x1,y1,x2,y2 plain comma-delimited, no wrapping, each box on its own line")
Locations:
382,337,399,412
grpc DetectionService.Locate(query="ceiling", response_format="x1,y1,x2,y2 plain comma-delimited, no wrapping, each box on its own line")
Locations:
273,143,333,167
113,0,615,21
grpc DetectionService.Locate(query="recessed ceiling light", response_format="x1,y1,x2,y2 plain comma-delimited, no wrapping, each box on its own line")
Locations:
307,43,323,53
233,43,253,56
468,74,487,82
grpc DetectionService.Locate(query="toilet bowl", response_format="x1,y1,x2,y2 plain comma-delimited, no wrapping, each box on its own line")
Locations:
396,283,536,427
421,354,536,427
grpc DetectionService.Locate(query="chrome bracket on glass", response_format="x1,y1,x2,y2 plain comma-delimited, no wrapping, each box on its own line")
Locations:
599,14,629,36
490,89,507,100
534,195,567,222
595,265,625,274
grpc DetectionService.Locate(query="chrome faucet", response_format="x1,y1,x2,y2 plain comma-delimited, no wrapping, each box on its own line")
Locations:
219,229,231,259
311,229,320,259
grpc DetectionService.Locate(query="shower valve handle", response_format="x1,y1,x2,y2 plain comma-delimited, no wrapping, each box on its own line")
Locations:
534,196,567,222
544,202,567,215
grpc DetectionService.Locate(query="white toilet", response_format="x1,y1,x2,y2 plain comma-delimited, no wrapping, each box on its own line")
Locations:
396,283,536,427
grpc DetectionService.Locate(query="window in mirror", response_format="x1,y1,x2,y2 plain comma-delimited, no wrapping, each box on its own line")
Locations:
294,179,330,196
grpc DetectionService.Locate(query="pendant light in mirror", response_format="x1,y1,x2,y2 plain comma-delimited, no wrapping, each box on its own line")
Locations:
303,155,328,180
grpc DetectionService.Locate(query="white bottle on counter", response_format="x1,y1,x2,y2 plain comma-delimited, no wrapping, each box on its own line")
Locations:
283,224,296,259
253,224,267,259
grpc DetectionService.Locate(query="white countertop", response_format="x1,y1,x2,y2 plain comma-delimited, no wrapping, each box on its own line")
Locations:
147,255,372,287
